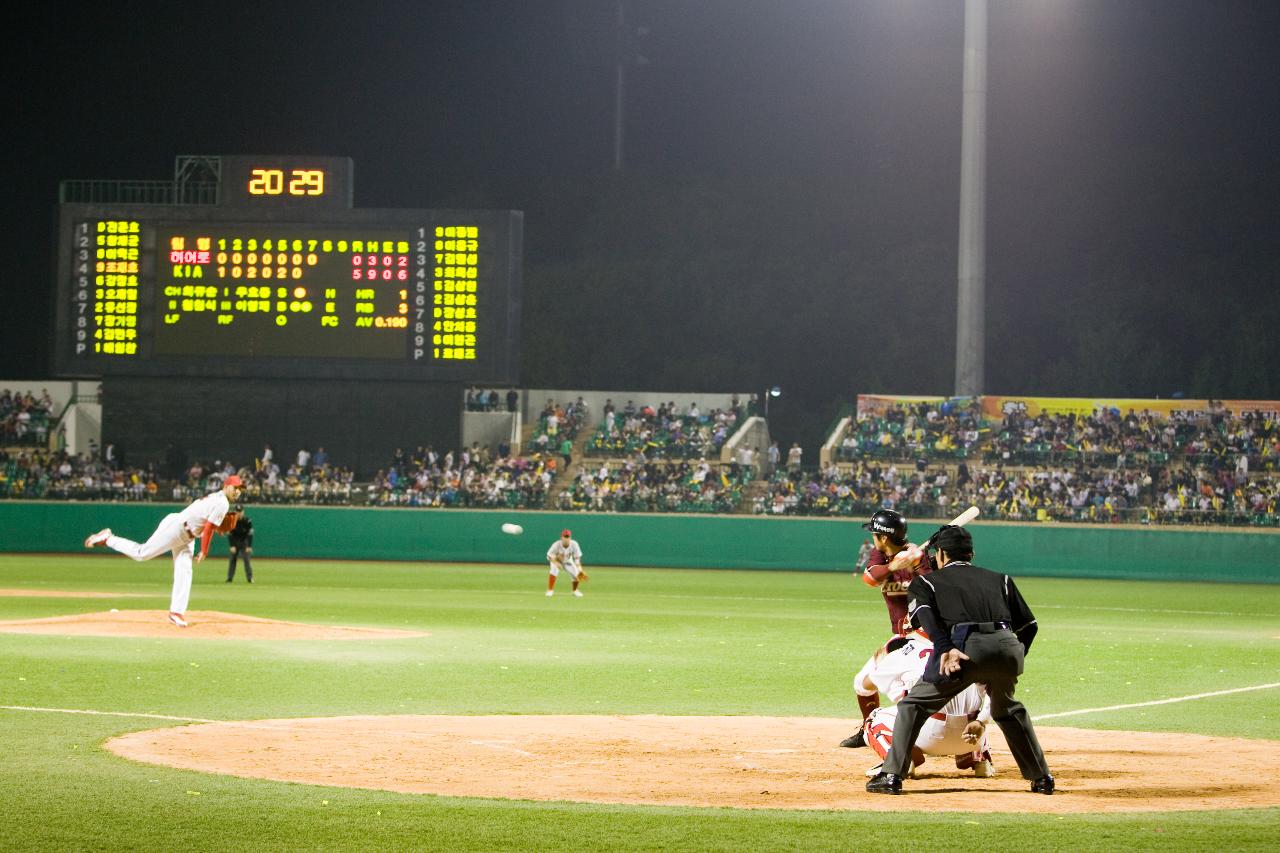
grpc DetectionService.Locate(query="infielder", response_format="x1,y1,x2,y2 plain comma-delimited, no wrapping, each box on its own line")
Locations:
546,528,588,597
840,509,933,747
854,630,995,779
84,475,244,627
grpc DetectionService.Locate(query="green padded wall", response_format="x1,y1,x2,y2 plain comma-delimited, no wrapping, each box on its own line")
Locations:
0,502,1274,583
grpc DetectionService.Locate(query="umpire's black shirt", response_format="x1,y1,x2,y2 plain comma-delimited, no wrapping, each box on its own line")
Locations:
229,516,254,549
905,561,1038,656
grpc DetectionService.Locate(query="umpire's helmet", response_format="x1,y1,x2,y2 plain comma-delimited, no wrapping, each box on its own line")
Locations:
861,509,907,545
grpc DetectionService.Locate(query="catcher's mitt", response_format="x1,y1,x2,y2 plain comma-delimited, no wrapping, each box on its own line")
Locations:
216,512,240,534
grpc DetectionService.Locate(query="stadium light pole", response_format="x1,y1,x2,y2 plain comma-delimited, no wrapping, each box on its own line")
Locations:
764,385,781,419
955,0,988,397
613,0,627,171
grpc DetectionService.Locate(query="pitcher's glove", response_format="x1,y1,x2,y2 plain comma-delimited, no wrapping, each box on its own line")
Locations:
216,512,240,534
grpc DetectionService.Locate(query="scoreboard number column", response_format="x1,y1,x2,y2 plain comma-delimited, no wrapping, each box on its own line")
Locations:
413,227,428,361
72,222,91,355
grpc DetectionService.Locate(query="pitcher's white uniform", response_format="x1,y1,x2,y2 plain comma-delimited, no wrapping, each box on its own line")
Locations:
547,536,583,579
104,491,231,617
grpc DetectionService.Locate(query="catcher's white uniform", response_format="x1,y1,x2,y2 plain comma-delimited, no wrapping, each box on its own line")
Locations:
104,491,231,616
854,630,993,774
854,631,933,704
865,683,992,765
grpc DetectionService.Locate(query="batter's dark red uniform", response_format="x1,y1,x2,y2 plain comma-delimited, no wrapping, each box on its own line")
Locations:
862,547,935,636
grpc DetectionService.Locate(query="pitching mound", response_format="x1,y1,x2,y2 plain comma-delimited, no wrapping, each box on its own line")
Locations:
0,610,428,640
104,714,1280,812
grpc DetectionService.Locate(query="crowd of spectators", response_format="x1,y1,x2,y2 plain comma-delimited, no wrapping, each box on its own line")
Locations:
465,387,519,413
1,389,57,447
527,397,589,461
843,399,1280,474
556,457,751,514
212,447,357,504
0,448,159,501
983,404,1279,473
366,443,552,508
836,399,985,462
587,399,743,460
5,393,1277,526
759,453,1278,527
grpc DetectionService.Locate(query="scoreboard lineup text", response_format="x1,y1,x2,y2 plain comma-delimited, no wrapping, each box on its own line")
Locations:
75,220,480,362
54,155,520,381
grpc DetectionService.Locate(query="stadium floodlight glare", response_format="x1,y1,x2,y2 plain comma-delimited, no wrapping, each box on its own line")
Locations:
764,386,781,418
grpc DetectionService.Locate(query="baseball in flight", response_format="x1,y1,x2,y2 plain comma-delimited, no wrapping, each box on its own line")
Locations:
501,523,524,535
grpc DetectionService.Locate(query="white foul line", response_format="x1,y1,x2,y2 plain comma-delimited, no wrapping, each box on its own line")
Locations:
1032,682,1280,721
7,682,1280,728
0,705,218,723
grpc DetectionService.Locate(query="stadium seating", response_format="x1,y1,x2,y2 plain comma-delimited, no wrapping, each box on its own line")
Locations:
0,389,56,447
4,395,1276,527
556,459,751,514
586,402,741,460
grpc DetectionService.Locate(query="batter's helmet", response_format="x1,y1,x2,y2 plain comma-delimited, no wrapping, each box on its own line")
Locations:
861,509,907,544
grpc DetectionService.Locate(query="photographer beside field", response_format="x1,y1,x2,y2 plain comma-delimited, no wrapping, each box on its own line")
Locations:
866,525,1054,796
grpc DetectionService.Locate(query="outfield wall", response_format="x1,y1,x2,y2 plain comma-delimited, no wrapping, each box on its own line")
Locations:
1,502,1275,583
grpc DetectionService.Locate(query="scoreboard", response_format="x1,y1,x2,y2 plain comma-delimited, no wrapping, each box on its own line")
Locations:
53,156,522,382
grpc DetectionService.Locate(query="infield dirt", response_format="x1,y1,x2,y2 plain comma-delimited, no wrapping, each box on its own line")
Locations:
0,609,428,640
105,714,1280,813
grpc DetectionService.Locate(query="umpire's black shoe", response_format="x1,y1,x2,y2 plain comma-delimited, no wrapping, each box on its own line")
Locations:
839,729,866,749
1031,775,1055,795
865,772,903,795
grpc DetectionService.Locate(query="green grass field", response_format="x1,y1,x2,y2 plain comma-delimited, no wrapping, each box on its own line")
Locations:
1,553,1278,851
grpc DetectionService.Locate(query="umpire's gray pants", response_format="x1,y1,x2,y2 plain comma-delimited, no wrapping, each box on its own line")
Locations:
880,630,1051,781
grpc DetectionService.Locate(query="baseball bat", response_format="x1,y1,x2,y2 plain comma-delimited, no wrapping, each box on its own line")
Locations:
918,505,980,551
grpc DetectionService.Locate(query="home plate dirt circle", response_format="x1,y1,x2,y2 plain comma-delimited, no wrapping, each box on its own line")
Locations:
104,715,1280,812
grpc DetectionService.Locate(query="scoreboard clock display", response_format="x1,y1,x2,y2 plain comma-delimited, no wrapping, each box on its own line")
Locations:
53,157,522,382
218,155,353,210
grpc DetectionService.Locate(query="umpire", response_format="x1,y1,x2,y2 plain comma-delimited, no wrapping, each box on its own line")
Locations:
866,525,1054,795
225,506,254,583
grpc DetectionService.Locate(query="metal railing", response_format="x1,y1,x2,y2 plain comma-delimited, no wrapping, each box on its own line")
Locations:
59,180,219,206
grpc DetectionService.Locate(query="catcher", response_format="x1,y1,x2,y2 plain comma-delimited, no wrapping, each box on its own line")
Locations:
84,474,244,627
855,631,995,780
546,529,588,597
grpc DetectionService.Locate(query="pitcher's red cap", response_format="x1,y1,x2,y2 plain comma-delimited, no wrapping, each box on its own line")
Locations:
562,529,572,537
224,475,243,487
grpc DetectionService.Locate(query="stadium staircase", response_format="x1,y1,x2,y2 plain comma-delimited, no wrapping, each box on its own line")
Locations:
542,432,594,507
738,477,771,513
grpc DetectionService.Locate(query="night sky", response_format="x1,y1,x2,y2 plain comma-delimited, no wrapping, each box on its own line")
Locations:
9,1,1280,424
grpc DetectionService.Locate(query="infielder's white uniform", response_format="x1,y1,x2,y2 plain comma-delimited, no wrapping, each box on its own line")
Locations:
105,492,231,615
546,537,583,578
